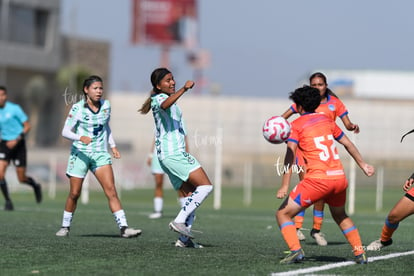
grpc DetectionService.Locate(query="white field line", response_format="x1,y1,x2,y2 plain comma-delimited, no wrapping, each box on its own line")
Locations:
270,250,414,276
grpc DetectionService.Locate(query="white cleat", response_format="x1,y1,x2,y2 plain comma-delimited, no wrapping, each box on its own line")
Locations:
148,212,162,219
296,229,306,241
312,232,328,246
121,227,142,238
169,221,194,239
175,239,204,248
56,227,70,237
367,239,392,251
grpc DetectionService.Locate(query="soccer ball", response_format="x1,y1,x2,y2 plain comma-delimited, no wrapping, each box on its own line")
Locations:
262,116,291,144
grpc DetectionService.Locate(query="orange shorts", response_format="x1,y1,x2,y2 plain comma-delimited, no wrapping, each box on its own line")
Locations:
289,177,348,208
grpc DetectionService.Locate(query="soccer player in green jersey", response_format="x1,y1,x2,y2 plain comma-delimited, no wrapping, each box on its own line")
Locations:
140,68,213,248
56,75,141,238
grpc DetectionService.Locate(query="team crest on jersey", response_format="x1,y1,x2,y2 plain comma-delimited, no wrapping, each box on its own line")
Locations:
182,152,195,164
328,104,336,111
84,115,90,121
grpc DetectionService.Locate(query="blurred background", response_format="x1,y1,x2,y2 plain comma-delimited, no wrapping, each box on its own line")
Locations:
1,0,414,206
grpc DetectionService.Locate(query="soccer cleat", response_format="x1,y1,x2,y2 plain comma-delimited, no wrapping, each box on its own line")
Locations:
120,227,142,238
175,239,204,248
355,253,368,264
148,212,162,219
311,229,327,246
296,229,306,241
280,248,305,264
33,183,42,203
169,221,194,239
56,227,70,237
366,238,393,251
4,200,14,211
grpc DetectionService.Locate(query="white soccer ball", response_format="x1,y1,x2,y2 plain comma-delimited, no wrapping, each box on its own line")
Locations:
262,116,291,144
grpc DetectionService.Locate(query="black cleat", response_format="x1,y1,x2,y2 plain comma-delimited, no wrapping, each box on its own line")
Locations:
34,183,42,203
5,200,14,211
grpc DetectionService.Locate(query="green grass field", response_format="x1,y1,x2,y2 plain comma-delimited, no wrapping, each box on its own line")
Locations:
1,186,413,275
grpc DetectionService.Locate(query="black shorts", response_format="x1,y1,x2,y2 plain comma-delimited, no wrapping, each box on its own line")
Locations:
0,139,27,167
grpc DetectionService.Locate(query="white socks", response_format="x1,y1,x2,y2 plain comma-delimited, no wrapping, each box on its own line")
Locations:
154,197,163,213
178,197,196,243
62,210,128,229
174,185,213,224
61,211,73,228
113,209,128,229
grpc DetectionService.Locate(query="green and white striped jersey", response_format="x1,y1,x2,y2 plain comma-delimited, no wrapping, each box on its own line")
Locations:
151,93,187,160
62,99,113,152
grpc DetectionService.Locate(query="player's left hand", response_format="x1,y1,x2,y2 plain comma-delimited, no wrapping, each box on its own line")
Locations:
184,80,195,91
403,178,414,192
112,147,121,159
351,124,360,134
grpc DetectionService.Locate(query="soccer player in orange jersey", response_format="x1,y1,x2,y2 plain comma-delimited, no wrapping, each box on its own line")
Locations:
276,85,374,264
281,72,360,246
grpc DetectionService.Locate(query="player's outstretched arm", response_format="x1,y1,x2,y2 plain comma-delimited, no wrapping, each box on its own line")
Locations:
281,108,294,120
339,134,374,177
341,115,360,134
160,80,195,110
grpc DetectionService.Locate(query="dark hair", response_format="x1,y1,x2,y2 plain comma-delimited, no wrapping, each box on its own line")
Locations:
289,85,321,113
82,75,103,106
309,72,338,98
139,68,171,114
83,75,103,91
151,68,171,93
0,86,7,93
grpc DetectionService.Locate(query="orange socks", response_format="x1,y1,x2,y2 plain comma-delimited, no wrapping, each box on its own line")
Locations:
280,221,301,251
380,218,399,242
294,211,305,229
342,225,364,256
312,201,325,230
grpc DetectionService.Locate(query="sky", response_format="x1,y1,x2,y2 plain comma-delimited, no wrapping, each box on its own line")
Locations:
60,0,414,98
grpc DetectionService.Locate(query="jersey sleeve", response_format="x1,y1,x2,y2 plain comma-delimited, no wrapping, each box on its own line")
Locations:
334,97,348,118
289,103,298,114
61,104,81,141
333,122,345,140
106,124,116,148
103,100,116,148
16,105,28,123
287,121,299,144
152,93,168,110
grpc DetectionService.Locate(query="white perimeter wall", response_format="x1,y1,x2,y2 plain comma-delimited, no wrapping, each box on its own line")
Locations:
107,92,414,188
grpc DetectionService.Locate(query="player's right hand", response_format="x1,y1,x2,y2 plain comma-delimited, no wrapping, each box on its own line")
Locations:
80,136,92,145
363,163,375,177
276,187,288,199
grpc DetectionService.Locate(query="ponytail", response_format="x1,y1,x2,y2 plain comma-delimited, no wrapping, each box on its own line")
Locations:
138,96,152,114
